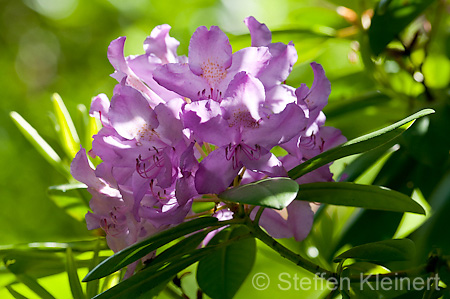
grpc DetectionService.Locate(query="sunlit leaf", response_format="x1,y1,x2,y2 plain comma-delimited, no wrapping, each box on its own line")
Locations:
9,111,68,176
51,93,80,159
413,171,450,259
296,182,425,214
66,248,85,299
84,217,225,281
93,247,220,298
218,177,299,210
197,226,256,299
47,183,89,221
333,239,416,263
138,230,211,299
15,274,56,299
3,251,66,278
86,240,101,299
337,141,397,182
150,230,210,266
5,285,29,299
288,109,434,180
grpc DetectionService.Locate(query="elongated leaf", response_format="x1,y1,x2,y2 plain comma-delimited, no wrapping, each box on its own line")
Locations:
48,183,90,221
51,93,80,159
5,285,29,299
76,104,89,148
296,182,425,215
3,251,65,278
9,111,68,176
197,226,256,299
138,230,211,299
218,177,299,210
288,109,434,180
338,141,397,182
93,247,217,299
84,217,225,281
333,239,416,263
48,183,87,194
85,240,102,298
150,230,210,266
0,239,108,254
66,248,85,299
15,274,56,299
369,0,438,55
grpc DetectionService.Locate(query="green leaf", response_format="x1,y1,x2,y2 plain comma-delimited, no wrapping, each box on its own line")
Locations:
338,140,397,182
150,230,210,266
3,251,66,278
296,182,425,215
332,210,404,257
51,93,80,159
15,274,56,299
9,111,69,176
414,171,450,259
333,239,416,263
5,285,29,299
66,248,85,299
197,226,256,299
47,183,87,194
218,177,299,210
369,0,438,55
288,109,434,180
138,230,211,299
86,240,101,299
84,217,225,282
48,183,90,221
93,246,220,299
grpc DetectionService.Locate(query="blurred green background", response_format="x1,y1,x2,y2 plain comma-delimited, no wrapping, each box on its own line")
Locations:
0,0,449,298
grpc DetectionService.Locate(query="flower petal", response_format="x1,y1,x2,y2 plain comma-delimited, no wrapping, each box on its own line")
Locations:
109,84,159,141
183,99,233,146
258,42,298,88
244,16,272,47
89,93,111,126
286,201,314,241
221,47,271,91
143,24,180,64
264,84,298,114
188,26,232,79
252,207,293,239
296,62,331,123
107,37,129,82
195,147,241,194
244,103,306,149
153,63,210,101
241,150,286,178
222,72,265,124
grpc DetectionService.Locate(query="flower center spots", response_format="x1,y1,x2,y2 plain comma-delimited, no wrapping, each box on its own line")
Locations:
100,211,127,237
200,58,227,88
228,109,259,128
136,148,165,178
225,143,261,169
197,88,223,102
136,123,159,143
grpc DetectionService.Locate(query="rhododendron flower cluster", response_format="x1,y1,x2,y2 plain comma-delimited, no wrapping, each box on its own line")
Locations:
71,16,345,273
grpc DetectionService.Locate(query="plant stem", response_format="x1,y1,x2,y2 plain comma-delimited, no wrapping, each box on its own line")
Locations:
250,222,335,280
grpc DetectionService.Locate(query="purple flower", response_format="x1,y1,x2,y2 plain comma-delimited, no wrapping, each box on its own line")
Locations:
183,72,307,193
153,25,272,103
108,25,185,107
71,17,347,271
